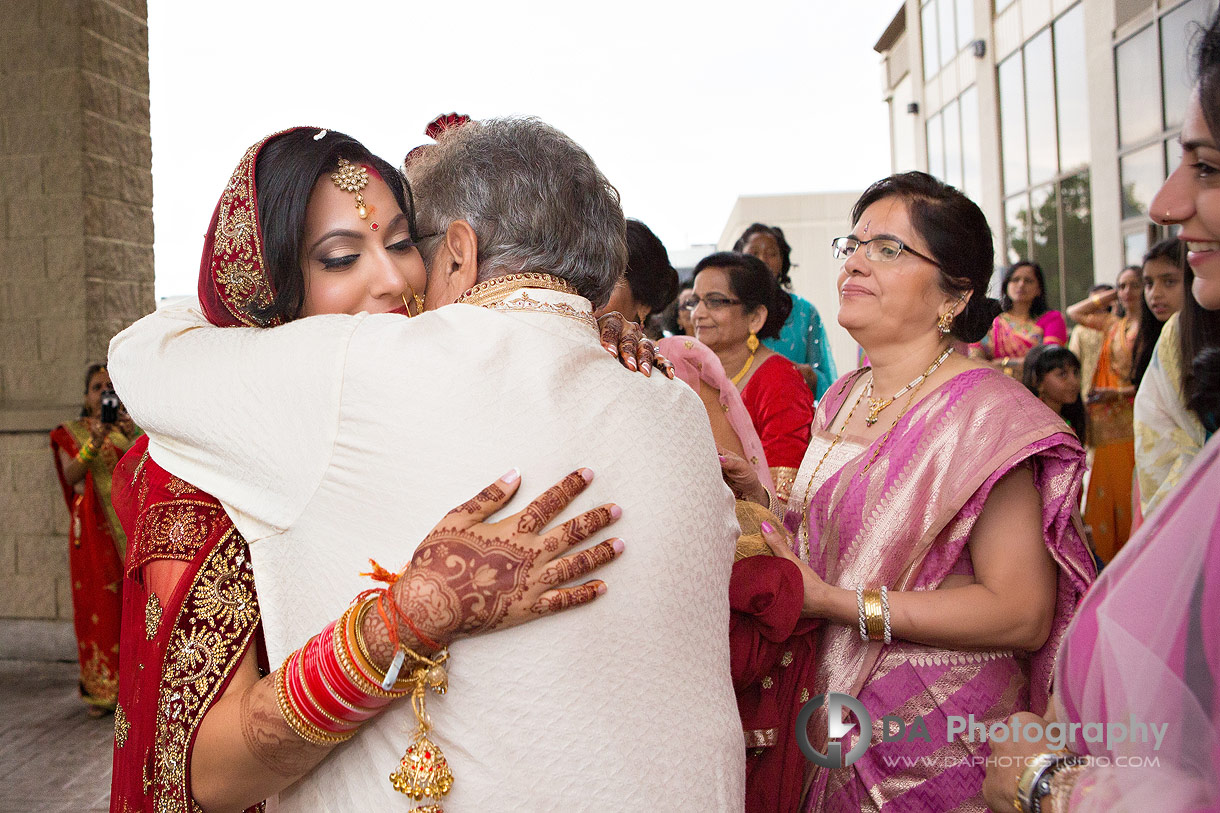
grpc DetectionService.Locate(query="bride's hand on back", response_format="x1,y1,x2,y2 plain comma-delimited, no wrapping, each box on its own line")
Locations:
393,468,624,645
597,311,676,379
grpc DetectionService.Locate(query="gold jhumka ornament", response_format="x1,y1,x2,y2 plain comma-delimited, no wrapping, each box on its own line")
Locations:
332,158,371,219
389,651,454,809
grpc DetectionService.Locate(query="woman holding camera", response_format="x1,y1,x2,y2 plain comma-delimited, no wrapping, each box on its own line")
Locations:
49,363,142,716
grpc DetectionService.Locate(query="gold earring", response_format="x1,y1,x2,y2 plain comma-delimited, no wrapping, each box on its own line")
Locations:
332,158,370,219
937,310,954,335
746,332,760,353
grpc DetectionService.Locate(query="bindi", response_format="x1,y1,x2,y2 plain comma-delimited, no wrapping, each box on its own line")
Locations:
862,220,871,235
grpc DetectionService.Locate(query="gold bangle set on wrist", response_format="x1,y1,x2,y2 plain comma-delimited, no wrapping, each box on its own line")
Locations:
857,586,892,645
76,442,99,464
274,660,355,747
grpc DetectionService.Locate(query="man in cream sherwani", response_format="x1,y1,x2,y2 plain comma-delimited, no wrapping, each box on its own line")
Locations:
108,118,744,811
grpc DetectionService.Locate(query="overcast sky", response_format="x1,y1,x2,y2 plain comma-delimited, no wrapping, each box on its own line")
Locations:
148,1,898,298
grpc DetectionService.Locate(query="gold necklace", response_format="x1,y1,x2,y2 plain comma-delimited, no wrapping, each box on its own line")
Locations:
797,378,870,545
864,345,954,427
730,349,757,386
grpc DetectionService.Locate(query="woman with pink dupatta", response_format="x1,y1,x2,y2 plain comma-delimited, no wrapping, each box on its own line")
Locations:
972,261,1069,380
983,14,1220,810
730,172,1095,812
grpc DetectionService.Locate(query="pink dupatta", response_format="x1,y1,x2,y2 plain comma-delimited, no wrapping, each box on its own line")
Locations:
658,336,773,492
791,368,1095,811
1052,435,1220,811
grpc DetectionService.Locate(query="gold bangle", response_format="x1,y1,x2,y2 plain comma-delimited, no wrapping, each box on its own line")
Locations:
274,659,354,746
862,589,886,641
349,599,416,695
334,605,409,699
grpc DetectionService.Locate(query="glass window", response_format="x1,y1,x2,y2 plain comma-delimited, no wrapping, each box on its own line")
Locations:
1120,143,1166,219
996,0,1017,12
956,0,974,52
943,98,963,189
1054,5,1090,172
1116,25,1162,147
1025,29,1058,186
1124,231,1149,267
939,0,958,66
1059,171,1095,309
927,112,946,181
999,52,1028,193
923,0,941,77
1030,184,1063,310
1005,194,1031,265
1162,0,1210,130
961,86,982,201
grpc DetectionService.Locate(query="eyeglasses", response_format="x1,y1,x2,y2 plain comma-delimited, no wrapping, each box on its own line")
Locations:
830,236,941,268
680,294,742,311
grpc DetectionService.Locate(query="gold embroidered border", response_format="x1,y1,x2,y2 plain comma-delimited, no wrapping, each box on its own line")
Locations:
152,528,260,813
455,272,580,306
483,292,598,333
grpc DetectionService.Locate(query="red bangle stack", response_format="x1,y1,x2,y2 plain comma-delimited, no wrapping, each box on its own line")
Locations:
275,598,412,746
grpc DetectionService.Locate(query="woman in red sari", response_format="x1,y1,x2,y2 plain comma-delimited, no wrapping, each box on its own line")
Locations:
693,251,815,504
49,363,141,715
108,127,651,813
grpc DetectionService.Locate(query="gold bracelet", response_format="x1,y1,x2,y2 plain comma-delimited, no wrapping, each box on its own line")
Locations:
274,660,354,746
350,599,417,695
862,589,886,641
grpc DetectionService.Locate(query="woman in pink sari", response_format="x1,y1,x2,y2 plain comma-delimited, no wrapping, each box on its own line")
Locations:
731,172,1094,811
973,261,1069,380
983,15,1220,810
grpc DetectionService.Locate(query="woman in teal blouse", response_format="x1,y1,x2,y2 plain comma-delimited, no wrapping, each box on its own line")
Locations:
735,223,836,399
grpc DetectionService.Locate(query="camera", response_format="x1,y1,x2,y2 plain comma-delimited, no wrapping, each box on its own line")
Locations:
100,386,122,425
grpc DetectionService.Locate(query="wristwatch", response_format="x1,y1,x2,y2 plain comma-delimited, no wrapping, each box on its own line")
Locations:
1016,752,1086,813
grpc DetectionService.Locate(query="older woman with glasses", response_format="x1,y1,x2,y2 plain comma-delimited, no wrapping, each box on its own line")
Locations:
691,251,814,503
723,172,1094,812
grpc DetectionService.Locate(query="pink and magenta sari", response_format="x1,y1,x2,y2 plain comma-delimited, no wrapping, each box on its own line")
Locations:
978,310,1069,361
789,367,1095,811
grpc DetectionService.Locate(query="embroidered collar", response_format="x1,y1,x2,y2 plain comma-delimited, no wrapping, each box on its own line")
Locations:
455,273,597,333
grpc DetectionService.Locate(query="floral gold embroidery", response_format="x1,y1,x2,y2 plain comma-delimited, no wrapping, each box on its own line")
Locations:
165,476,195,497
800,688,810,703
152,529,260,813
115,703,130,747
761,676,774,689
484,291,598,333
780,651,793,667
455,272,579,306
145,592,162,639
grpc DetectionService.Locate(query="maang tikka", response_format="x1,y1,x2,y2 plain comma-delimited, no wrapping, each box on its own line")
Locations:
332,158,371,219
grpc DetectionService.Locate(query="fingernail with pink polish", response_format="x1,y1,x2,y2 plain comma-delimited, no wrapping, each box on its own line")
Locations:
612,538,625,554
609,504,622,520
761,521,775,534
500,467,521,484
580,468,594,483
595,582,608,595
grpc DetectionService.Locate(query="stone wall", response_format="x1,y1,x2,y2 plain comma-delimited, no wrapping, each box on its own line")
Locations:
0,0,154,659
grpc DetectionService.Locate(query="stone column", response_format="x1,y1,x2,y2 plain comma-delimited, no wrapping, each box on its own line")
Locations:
0,0,154,659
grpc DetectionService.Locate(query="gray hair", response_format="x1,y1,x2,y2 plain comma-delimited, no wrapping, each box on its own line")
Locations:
406,117,626,308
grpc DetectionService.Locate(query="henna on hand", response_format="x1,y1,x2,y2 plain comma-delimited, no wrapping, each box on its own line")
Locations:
239,678,327,777
393,468,623,644
530,581,602,615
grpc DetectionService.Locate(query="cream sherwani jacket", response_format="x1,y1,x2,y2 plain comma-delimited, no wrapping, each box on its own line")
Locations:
108,283,745,812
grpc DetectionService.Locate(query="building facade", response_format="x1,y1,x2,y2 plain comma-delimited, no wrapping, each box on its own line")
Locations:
875,0,1211,309
718,191,864,375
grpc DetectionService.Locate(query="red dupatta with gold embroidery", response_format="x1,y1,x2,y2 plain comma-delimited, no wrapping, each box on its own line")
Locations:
108,128,302,813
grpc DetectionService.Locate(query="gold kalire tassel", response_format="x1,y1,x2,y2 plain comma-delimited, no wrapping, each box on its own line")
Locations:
389,655,453,809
